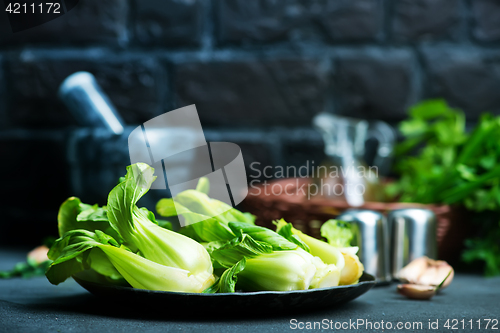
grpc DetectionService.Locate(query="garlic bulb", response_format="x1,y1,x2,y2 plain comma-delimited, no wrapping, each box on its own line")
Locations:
396,256,454,300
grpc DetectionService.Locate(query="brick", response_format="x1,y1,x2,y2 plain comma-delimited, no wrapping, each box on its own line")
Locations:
173,57,330,127
0,0,128,45
471,0,500,42
134,0,203,46
313,0,384,41
7,53,164,128
422,47,500,117
334,48,418,120
216,0,383,44
392,0,460,41
0,131,69,244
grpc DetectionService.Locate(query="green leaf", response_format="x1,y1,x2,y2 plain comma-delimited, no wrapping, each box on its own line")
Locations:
320,220,353,248
276,222,310,252
46,229,122,285
155,198,178,217
156,219,173,230
456,164,476,181
228,222,298,251
202,276,220,294
210,234,273,268
409,99,452,120
46,257,86,285
479,155,496,170
57,197,93,237
173,189,255,226
57,197,120,242
196,177,210,194
87,248,122,280
157,188,255,243
174,190,232,224
46,230,99,284
106,163,156,242
462,234,500,277
219,259,246,293
77,205,108,222
189,218,237,242
399,118,428,137
441,164,500,204
275,219,345,268
158,198,236,242
161,179,256,227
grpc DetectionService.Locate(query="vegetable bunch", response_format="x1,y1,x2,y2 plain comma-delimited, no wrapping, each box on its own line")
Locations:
47,163,364,292
388,99,500,276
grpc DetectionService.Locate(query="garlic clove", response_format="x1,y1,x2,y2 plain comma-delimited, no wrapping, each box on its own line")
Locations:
416,261,454,289
417,265,438,286
396,257,454,300
397,256,429,283
27,245,49,265
433,264,454,289
397,256,454,289
397,284,436,300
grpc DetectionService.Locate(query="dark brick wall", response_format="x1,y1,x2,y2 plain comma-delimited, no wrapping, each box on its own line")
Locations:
134,0,204,47
471,0,500,42
392,0,462,41
216,0,385,44
174,56,331,127
334,48,419,120
422,46,500,118
7,51,164,128
1,0,500,244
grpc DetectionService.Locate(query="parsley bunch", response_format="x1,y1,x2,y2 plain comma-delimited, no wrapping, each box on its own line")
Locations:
388,100,500,276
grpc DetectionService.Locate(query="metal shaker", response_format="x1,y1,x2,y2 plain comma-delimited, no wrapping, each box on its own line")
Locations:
337,209,391,283
389,208,437,278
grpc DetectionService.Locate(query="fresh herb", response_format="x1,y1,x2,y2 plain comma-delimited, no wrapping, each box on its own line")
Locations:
389,99,500,276
0,259,51,279
0,241,54,279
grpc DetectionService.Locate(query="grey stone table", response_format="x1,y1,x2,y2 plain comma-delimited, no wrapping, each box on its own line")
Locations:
1,249,499,333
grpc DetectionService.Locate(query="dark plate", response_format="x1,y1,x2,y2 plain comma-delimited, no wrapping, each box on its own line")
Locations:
73,273,375,315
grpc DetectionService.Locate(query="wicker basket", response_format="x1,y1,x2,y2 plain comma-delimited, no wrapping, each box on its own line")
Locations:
242,178,471,264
